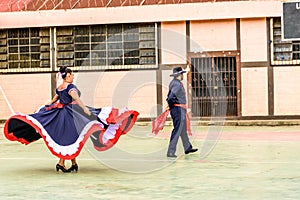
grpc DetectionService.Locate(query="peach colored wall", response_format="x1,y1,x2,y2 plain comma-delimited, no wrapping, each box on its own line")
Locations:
240,18,268,62
0,1,282,28
241,67,268,116
190,19,237,52
0,86,12,119
0,74,51,119
74,71,157,118
273,67,300,115
0,71,157,119
161,21,187,65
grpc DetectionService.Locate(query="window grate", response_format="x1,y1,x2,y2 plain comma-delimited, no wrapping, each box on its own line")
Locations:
191,57,237,117
271,17,300,65
57,23,157,70
0,28,51,72
0,23,157,73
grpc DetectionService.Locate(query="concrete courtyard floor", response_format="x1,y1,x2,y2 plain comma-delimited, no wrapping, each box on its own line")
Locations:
1,123,300,199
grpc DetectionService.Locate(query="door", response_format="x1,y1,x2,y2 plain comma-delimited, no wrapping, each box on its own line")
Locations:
191,56,238,117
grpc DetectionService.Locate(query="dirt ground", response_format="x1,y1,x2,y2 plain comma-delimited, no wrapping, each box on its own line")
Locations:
1,124,300,200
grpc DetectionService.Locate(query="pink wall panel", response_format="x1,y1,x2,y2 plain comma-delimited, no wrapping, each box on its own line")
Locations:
161,21,187,65
190,19,237,52
77,71,157,118
241,67,268,116
0,74,51,119
240,18,267,62
274,67,300,115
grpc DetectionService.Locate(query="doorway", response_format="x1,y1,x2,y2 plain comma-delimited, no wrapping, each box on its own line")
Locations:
190,56,238,117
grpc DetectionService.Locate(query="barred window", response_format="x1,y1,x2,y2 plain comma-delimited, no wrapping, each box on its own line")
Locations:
271,17,300,65
0,23,157,73
0,28,51,72
56,23,157,70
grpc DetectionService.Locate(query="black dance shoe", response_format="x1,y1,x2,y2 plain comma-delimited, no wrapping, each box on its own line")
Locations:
185,148,198,155
68,164,78,172
167,154,177,158
56,164,70,173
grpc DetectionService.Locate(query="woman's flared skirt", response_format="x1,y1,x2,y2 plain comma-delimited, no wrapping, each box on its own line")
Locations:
4,105,139,160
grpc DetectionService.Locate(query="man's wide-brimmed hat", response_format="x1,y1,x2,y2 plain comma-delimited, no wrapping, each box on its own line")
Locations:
170,67,186,77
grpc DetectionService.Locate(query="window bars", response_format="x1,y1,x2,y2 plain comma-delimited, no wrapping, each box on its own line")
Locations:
271,17,300,65
0,23,157,73
191,57,237,117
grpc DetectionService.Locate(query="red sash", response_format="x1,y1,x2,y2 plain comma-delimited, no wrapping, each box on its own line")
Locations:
152,104,192,136
45,101,76,111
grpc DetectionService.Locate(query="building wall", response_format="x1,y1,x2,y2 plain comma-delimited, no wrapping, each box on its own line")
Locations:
190,19,237,52
75,71,157,118
2,1,299,119
161,21,187,65
1,17,292,119
240,18,269,116
240,18,268,62
274,67,300,115
0,1,282,28
0,74,51,119
241,67,268,116
0,71,157,119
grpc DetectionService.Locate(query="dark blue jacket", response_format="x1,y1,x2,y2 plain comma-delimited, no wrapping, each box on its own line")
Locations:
167,78,186,108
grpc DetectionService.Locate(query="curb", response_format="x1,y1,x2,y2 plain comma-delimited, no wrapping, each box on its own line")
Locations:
136,119,300,126
2,119,300,127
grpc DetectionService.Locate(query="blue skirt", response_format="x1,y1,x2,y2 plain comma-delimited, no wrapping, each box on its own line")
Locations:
4,103,139,159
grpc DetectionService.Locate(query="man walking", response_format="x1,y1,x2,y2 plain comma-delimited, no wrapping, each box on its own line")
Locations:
166,66,198,158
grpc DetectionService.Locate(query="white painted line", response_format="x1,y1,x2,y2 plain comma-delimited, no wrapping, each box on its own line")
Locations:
0,157,300,164
0,85,15,114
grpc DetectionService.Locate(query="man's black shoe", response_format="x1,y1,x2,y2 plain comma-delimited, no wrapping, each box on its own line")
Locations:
185,148,198,155
167,154,177,158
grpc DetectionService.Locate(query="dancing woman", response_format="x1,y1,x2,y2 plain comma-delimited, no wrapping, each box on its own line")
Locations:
4,66,139,172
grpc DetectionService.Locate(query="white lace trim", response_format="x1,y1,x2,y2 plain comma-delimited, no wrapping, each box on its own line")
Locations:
102,123,120,144
97,107,129,144
97,107,112,125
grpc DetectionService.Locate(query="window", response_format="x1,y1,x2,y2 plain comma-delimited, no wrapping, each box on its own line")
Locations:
0,28,51,72
56,23,157,70
0,23,157,73
271,17,300,65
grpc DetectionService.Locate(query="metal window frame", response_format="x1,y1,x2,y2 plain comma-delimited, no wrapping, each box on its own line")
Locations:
270,17,300,66
0,23,159,74
70,23,158,71
0,28,52,73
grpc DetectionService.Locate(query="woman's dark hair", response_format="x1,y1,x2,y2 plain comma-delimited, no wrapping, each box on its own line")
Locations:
59,66,72,79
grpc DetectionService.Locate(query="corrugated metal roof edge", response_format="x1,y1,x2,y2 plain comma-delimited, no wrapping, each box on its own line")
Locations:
0,0,257,12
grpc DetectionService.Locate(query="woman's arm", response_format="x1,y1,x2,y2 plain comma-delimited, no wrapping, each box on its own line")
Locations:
69,90,91,116
47,94,59,105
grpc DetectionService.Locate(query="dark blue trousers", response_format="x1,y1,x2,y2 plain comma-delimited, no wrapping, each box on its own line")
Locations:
167,106,192,155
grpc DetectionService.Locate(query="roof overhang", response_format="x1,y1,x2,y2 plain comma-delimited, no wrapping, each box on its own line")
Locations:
0,1,283,29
